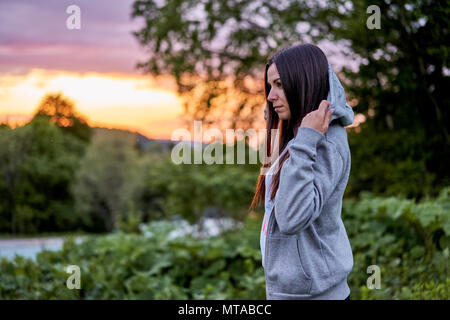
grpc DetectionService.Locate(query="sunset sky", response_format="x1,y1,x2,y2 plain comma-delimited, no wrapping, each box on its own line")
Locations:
0,0,185,139
0,0,362,141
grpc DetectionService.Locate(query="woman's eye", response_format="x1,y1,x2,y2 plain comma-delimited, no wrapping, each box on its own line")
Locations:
276,82,282,87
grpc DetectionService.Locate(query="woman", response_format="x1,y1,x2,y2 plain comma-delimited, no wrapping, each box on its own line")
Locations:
250,43,354,300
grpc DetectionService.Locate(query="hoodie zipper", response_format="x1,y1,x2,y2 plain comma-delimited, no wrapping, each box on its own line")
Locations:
263,206,275,268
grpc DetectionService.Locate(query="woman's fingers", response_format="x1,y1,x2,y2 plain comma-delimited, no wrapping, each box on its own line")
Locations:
318,100,333,133
299,100,333,134
317,100,331,117
325,106,334,124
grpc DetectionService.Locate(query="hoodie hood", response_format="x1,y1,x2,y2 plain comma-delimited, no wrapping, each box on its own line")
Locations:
327,61,354,126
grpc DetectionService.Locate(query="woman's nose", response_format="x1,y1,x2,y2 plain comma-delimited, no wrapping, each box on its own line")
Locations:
268,89,277,102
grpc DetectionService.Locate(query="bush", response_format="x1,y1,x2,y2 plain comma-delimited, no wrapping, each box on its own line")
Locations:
0,217,265,299
344,187,450,299
1,188,448,300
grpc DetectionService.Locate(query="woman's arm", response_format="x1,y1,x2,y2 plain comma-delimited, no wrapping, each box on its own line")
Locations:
274,126,344,235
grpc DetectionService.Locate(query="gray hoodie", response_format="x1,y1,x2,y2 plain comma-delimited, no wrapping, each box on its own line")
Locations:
260,62,354,300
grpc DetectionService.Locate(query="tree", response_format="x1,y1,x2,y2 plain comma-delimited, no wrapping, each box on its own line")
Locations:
71,129,140,232
305,0,450,198
131,0,298,131
131,0,449,198
0,125,31,233
0,117,86,234
34,92,92,142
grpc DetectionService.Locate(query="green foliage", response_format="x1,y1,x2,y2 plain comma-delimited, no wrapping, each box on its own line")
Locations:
0,120,261,234
347,124,438,199
72,129,141,232
0,117,88,234
116,201,143,234
137,144,259,224
34,92,92,143
131,0,450,199
343,187,450,300
310,0,450,198
1,189,448,300
408,279,450,300
0,217,265,300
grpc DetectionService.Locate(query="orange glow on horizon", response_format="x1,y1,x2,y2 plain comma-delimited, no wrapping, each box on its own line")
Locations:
0,68,185,139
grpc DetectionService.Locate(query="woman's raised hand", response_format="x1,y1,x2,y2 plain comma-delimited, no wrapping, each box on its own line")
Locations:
300,100,334,134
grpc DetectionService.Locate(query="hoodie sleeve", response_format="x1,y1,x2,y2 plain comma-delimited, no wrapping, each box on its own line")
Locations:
274,126,344,235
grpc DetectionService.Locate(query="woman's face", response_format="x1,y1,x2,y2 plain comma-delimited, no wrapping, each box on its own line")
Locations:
267,63,291,120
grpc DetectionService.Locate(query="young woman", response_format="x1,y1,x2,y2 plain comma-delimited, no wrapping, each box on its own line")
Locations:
250,43,354,300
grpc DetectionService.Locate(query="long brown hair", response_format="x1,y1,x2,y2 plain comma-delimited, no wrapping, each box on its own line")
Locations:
249,43,330,212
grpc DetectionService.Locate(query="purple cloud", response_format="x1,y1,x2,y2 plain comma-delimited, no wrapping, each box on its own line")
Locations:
0,0,148,74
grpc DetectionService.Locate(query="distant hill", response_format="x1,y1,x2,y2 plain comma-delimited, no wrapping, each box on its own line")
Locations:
0,114,33,128
92,127,206,153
